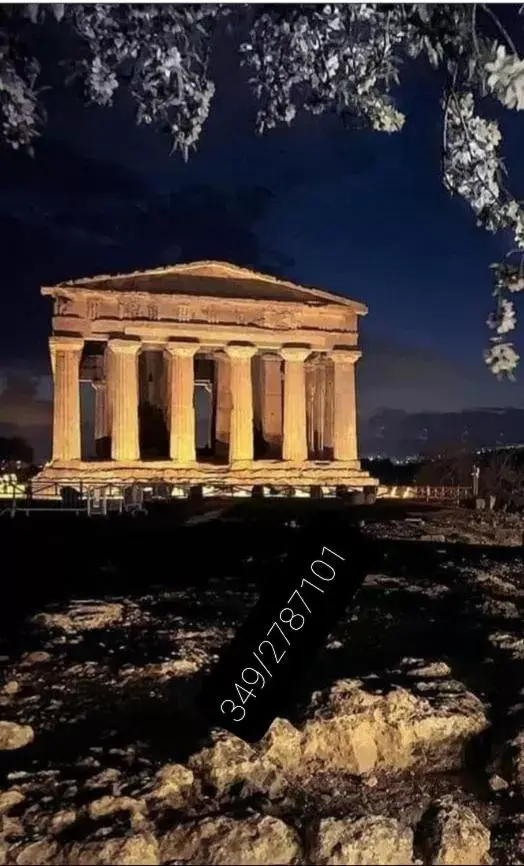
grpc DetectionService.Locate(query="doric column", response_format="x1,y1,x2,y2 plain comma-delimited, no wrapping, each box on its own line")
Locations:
281,346,311,462
214,352,231,460
93,382,110,457
108,339,141,461
165,341,198,463
224,344,257,463
259,354,282,456
324,358,334,455
315,358,327,456
49,336,84,461
331,349,361,461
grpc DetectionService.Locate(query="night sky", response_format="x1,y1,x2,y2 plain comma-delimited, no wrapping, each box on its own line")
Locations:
1,9,524,460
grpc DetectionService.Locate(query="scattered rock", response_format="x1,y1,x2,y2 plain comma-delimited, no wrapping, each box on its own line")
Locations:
0,722,34,751
489,774,509,792
19,651,51,668
298,679,488,775
147,763,195,808
159,814,301,865
50,810,77,833
311,815,414,865
259,718,303,771
188,731,267,796
87,796,147,832
0,789,25,814
14,839,58,865
85,768,121,792
64,833,159,865
406,662,451,679
418,796,492,865
33,601,125,634
3,682,19,696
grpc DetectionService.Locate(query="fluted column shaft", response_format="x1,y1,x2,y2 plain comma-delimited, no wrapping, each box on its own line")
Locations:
331,349,361,461
281,347,310,462
50,336,84,461
214,352,231,459
224,344,257,462
259,354,282,454
93,383,110,442
165,342,198,462
108,339,141,461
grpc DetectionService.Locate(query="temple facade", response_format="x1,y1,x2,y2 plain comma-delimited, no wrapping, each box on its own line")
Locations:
35,261,377,493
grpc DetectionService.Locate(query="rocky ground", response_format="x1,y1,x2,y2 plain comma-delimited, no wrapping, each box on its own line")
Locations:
1,502,524,864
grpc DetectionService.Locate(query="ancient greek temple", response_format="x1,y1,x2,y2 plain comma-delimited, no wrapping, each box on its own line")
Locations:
35,261,377,493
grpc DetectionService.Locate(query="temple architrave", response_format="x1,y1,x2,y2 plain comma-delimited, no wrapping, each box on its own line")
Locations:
35,261,378,494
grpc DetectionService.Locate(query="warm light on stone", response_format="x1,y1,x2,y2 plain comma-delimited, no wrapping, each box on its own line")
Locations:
35,261,378,492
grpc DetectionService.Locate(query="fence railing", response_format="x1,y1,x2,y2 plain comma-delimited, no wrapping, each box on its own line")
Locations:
0,477,476,516
377,485,473,501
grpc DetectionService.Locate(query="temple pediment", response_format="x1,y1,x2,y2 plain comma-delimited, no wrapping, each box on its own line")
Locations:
42,260,367,315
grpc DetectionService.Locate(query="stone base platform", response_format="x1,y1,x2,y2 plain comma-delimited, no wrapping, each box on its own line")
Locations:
32,459,378,492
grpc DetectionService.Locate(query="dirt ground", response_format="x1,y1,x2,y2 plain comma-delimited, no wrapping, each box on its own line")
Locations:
1,501,524,864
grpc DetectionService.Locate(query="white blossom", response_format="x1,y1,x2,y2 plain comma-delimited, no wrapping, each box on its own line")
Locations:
484,341,520,377
487,299,517,335
485,45,524,111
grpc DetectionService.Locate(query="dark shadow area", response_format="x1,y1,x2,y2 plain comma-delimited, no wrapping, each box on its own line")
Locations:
0,500,523,830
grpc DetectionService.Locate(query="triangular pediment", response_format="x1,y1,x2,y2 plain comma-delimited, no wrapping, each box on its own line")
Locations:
42,260,367,314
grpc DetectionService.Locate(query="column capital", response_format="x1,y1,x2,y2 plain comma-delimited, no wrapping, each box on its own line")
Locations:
164,340,200,359
224,343,258,360
330,349,362,365
280,346,311,363
49,336,84,354
108,338,141,355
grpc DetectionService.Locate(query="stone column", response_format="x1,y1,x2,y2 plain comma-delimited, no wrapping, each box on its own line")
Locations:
214,352,231,460
315,359,327,456
331,349,361,462
108,339,141,461
224,344,257,463
165,342,198,463
324,358,334,456
93,382,110,458
281,347,311,462
49,336,84,461
259,354,282,456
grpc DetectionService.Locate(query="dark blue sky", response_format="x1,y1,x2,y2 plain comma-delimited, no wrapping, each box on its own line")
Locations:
1,10,524,457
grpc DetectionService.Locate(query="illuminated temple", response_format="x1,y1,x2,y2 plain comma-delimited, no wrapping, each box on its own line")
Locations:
34,261,378,494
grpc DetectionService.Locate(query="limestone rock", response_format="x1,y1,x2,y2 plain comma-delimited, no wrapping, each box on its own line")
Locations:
88,795,146,821
159,814,301,865
3,682,20,696
147,763,194,808
259,718,303,771
188,730,261,794
0,789,25,814
20,651,52,667
14,840,58,865
418,796,492,865
0,721,34,751
311,816,414,865
299,678,488,775
50,810,77,833
85,768,121,791
34,601,124,634
0,840,5,866
64,833,159,865
489,774,509,792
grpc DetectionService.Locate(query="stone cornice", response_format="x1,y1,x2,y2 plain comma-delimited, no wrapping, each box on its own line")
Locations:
41,259,368,315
